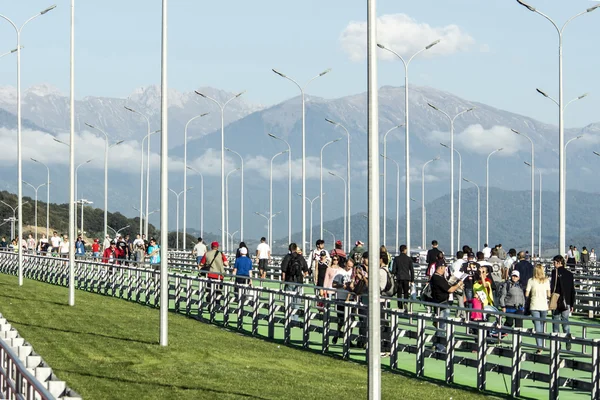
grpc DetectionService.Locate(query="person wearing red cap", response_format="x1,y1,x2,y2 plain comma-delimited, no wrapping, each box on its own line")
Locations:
199,241,229,277
330,240,347,267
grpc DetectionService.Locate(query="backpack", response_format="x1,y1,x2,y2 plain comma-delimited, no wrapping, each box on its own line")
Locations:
289,254,303,281
381,268,396,297
353,250,363,265
420,283,433,302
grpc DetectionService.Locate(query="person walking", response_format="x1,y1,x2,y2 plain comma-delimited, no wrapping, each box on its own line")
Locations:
513,251,534,291
550,255,575,351
281,243,309,322
498,270,526,329
526,264,551,353
232,247,253,291
255,237,271,279
193,237,207,265
348,240,365,265
393,245,414,309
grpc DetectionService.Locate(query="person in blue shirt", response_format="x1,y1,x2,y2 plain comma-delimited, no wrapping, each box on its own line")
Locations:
233,247,253,285
75,236,86,257
147,238,160,269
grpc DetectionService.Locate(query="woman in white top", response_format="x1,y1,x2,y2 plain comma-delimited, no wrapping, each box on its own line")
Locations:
525,264,551,353
59,236,70,258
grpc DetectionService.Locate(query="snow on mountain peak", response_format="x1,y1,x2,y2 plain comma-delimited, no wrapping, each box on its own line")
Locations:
25,84,63,97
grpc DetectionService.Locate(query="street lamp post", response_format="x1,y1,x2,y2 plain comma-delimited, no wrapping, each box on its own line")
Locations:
564,135,583,187
85,122,124,239
136,129,159,235
320,137,341,241
323,228,335,246
381,155,400,254
30,158,50,237
525,161,542,256
268,133,292,244
75,158,94,232
272,68,331,253
421,157,439,249
78,199,92,236
107,225,130,238
226,168,240,253
428,103,474,257
377,39,440,253
182,112,209,248
195,89,245,249
124,106,154,238
169,188,192,251
23,181,46,243
0,3,57,287
255,211,280,246
329,171,348,248
325,118,351,252
186,166,204,238
226,148,245,242
517,0,600,255
486,148,503,246
511,129,535,258
297,194,320,253
440,143,462,252
381,125,402,247
0,201,28,240
463,178,481,251
270,150,289,250
132,207,159,227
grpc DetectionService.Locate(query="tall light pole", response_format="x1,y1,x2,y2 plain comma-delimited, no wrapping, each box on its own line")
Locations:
440,143,462,252
329,171,347,249
226,168,240,253
124,106,154,238
226,148,245,242
325,118,351,252
68,0,74,307
517,0,600,255
132,207,159,228
182,112,209,248
23,181,46,243
30,158,50,237
323,228,335,246
380,155,400,254
564,135,583,187
169,188,191,251
136,129,159,235
486,148,503,246
428,103,474,257
255,211,280,246
297,194,320,253
0,201,28,240
272,68,331,253
377,39,440,254
0,4,57,287
421,157,439,249
270,150,289,250
74,158,94,232
195,89,245,249
186,166,204,238
319,137,341,241
85,122,124,239
525,161,542,256
268,133,292,244
381,125,402,247
463,178,481,251
511,129,535,258
78,199,92,236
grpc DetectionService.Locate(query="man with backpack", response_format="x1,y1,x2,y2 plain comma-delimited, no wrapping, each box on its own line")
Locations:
281,243,309,321
330,240,347,267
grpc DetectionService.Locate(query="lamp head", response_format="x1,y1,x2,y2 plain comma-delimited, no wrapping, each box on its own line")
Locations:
328,172,336,177
84,122,95,129
319,68,332,76
425,39,441,50
194,91,207,98
576,135,584,139
498,148,504,152
594,151,600,157
587,4,600,12
41,5,57,15
272,69,286,78
114,140,125,145
235,90,246,98
524,161,532,167
466,107,476,112
578,93,590,100
377,43,386,50
511,128,521,135
325,118,338,126
333,137,342,143
433,156,440,161
427,103,439,111
199,112,209,117
440,143,449,149
536,88,549,98
516,0,536,12
268,133,278,139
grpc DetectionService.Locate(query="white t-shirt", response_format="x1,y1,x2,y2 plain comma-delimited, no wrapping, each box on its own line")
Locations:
193,242,207,257
59,241,69,254
482,247,491,259
333,268,353,300
256,242,270,259
50,236,62,248
133,238,145,250
526,278,551,311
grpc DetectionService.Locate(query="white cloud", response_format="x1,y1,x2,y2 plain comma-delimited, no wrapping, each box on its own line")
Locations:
341,14,476,62
452,125,521,156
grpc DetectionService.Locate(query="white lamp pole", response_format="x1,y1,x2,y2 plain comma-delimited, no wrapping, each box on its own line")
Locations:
380,155,400,253
272,68,331,253
186,166,204,238
74,158,94,233
325,118,351,252
31,158,50,237
195,90,245,250
182,112,208,248
428,103,474,258
377,39,440,254
169,188,191,251
0,4,57,287
226,148,245,242
268,133,292,244
270,150,289,250
511,129,535,258
297,194,320,253
85,122,123,239
319,137,341,241
486,148,503,246
381,125,402,247
226,168,240,253
421,157,439,249
329,171,347,249
440,143,462,252
323,228,335,246
463,178,481,251
525,161,542,256
517,0,600,255
22,181,46,243
136,129,159,235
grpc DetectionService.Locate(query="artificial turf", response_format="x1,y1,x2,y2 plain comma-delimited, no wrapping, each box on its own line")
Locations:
0,274,490,400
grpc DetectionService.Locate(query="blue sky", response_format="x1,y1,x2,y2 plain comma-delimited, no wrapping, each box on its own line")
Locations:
0,0,598,128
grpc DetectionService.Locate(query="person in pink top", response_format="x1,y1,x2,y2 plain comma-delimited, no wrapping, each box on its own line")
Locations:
323,255,343,297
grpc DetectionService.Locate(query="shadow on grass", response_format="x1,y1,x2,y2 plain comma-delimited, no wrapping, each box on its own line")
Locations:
8,320,156,345
0,293,70,307
53,368,269,399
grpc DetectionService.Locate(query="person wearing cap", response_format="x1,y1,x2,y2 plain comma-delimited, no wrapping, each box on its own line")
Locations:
199,241,229,276
91,238,101,259
314,250,330,297
255,237,271,279
503,248,517,270
102,240,119,265
132,234,145,263
193,237,207,265
232,246,252,287
330,240,347,267
498,269,526,328
311,240,330,271
103,234,111,252
349,240,365,265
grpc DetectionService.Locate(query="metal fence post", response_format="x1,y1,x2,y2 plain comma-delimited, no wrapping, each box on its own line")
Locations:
267,292,275,339
390,312,399,369
592,339,600,399
511,329,522,397
416,317,426,377
303,297,311,349
284,291,292,345
342,304,351,360
549,337,560,399
445,318,455,384
476,326,487,391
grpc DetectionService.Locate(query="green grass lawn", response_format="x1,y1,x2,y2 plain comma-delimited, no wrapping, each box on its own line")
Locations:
0,274,489,400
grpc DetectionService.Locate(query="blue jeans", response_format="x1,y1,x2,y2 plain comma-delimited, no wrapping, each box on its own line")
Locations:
530,310,547,348
552,309,570,335
435,306,451,352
